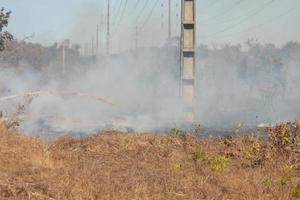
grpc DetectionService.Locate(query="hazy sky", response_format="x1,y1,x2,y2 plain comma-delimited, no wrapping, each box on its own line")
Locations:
1,0,300,52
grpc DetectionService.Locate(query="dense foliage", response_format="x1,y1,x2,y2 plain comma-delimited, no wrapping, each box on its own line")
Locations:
0,8,13,51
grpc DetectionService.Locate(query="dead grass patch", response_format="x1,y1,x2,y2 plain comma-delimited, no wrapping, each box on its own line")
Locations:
0,122,299,199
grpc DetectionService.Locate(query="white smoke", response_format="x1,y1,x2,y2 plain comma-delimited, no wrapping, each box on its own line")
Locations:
0,41,300,136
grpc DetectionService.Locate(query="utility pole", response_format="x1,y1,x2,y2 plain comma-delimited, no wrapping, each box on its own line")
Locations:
135,26,138,50
96,25,99,56
106,0,110,55
61,39,69,78
92,37,95,57
168,0,172,40
84,43,88,57
180,0,196,124
62,41,66,79
99,14,104,55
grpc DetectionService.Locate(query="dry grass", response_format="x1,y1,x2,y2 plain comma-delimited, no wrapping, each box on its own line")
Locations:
0,122,299,200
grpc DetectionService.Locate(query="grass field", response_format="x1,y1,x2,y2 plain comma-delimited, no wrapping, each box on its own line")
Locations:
0,121,299,200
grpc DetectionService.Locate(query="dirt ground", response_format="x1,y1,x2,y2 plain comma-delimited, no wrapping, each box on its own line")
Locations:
0,122,299,200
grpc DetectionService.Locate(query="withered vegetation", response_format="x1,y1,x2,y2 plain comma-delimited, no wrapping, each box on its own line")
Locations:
0,121,299,200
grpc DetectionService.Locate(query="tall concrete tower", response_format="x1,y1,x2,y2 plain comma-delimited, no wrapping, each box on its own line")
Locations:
180,0,196,123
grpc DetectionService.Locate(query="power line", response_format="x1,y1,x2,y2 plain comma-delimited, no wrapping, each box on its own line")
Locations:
206,0,220,7
202,5,262,26
110,0,128,37
202,0,279,27
134,0,141,8
135,0,150,24
204,0,276,38
116,0,128,27
200,0,246,23
205,3,300,40
112,0,123,26
139,0,160,29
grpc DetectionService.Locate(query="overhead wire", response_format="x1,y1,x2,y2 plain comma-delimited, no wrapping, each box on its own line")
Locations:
115,0,128,27
203,0,276,38
112,0,123,27
200,0,246,23
206,0,220,7
202,3,268,26
139,0,161,30
205,3,300,40
135,0,150,24
134,0,141,8
111,0,129,37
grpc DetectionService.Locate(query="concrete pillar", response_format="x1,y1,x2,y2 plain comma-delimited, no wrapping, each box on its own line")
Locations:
181,0,196,123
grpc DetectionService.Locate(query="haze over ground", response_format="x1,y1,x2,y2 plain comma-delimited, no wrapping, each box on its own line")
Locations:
0,0,299,134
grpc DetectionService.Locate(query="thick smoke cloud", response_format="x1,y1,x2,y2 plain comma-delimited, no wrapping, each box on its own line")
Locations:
0,44,183,135
0,40,299,135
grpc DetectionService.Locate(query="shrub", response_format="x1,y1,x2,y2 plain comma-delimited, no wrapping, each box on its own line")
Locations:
209,155,230,172
171,128,185,136
266,122,300,151
292,186,300,198
261,178,273,186
192,149,206,160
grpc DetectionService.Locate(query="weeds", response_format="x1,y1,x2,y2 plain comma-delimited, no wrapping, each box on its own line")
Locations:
266,122,300,151
174,163,182,170
192,150,230,172
261,178,273,186
193,124,202,136
234,122,245,134
292,186,300,198
5,118,22,130
209,155,230,172
171,128,186,136
192,149,206,160
277,176,291,186
282,164,295,173
244,142,261,158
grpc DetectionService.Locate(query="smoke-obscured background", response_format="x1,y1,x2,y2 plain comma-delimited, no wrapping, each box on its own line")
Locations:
1,40,299,134
0,0,299,135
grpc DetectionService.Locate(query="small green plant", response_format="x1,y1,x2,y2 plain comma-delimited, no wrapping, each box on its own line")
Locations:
291,186,300,198
252,143,261,152
261,178,273,186
6,118,22,130
174,163,182,170
266,122,300,150
283,164,295,173
192,149,206,160
209,155,230,172
244,142,261,158
277,176,290,186
193,124,202,135
234,122,244,134
171,128,185,136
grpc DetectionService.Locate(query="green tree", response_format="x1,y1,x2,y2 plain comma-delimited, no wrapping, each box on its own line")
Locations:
0,7,13,51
